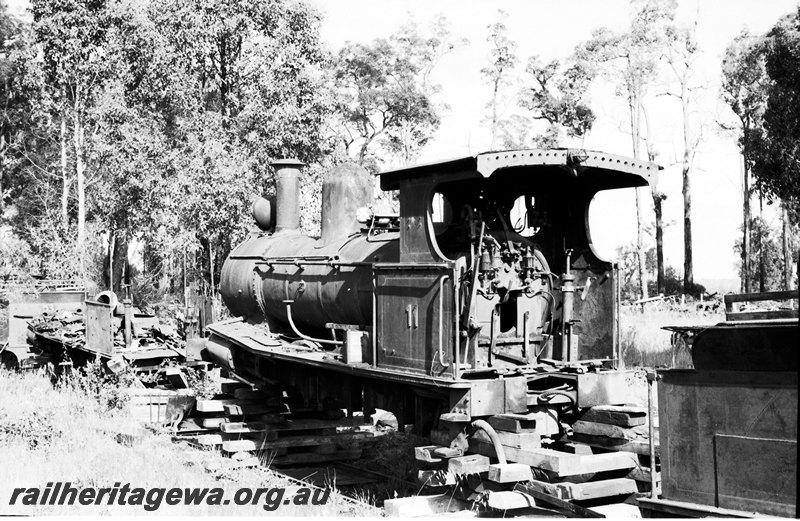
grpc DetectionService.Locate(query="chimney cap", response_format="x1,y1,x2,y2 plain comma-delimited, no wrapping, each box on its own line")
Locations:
270,158,306,169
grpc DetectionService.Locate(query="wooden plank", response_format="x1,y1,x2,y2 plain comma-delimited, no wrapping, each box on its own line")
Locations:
565,478,638,500
432,447,464,459
384,494,470,517
200,417,228,429
472,429,541,451
487,463,534,483
485,491,536,511
556,442,593,455
448,454,490,475
417,469,457,487
724,289,798,307
164,367,189,389
727,309,798,321
223,401,285,416
469,440,637,477
486,415,536,433
415,445,444,463
196,399,237,413
513,483,605,518
570,433,659,457
572,420,652,441
580,406,647,427
220,421,268,434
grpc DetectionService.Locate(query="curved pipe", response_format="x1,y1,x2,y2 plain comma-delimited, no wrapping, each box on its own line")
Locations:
471,419,507,465
283,300,343,346
537,389,576,407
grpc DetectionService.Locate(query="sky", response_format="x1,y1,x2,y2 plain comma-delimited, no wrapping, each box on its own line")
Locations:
7,0,797,291
309,0,798,291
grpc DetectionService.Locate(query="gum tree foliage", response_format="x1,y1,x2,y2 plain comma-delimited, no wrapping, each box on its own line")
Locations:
517,57,596,148
723,10,800,291
480,10,517,150
333,19,450,170
720,30,768,292
749,9,800,289
31,0,115,255
98,0,333,292
751,9,800,211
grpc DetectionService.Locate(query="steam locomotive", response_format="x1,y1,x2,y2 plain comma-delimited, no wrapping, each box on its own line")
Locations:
203,149,659,432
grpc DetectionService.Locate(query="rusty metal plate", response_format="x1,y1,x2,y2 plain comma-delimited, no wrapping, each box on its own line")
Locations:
504,376,529,414
714,434,796,517
85,300,114,356
469,379,505,417
576,370,631,408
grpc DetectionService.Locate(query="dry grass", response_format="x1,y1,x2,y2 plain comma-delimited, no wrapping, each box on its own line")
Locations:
0,369,378,516
620,303,723,370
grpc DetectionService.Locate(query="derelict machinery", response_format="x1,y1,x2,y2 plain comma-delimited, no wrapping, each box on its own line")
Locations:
204,149,656,432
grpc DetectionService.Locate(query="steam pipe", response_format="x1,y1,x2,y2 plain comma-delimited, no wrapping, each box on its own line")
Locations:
283,300,343,346
471,419,507,464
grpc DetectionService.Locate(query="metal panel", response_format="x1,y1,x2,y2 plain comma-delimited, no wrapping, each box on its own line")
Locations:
375,266,453,375
576,370,631,408
85,300,114,356
714,435,796,516
658,369,797,518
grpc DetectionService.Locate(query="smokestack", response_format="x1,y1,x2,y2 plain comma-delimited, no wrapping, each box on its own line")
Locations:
271,159,305,233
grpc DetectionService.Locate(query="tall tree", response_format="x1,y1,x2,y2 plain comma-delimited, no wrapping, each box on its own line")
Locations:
751,9,800,289
334,21,445,169
31,0,115,279
575,0,677,300
720,30,769,293
517,57,596,147
664,21,704,293
480,10,517,150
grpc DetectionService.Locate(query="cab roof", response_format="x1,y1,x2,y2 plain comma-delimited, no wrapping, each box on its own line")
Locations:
379,148,660,191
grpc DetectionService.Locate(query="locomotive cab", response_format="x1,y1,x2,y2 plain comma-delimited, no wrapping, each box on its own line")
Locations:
376,149,658,377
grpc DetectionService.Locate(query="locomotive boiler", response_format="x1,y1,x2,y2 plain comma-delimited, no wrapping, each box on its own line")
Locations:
205,149,659,432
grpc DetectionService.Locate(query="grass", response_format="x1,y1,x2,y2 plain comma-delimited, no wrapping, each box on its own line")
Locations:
0,368,379,516
620,302,723,370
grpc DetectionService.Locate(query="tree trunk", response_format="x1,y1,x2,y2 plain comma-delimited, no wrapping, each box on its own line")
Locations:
641,104,664,295
682,157,693,291
782,201,792,290
209,236,215,296
680,86,694,292
107,230,115,290
628,93,648,301
73,93,86,279
61,117,70,227
112,235,127,293
490,79,500,149
758,194,766,292
0,136,5,220
741,153,751,293
652,190,665,294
